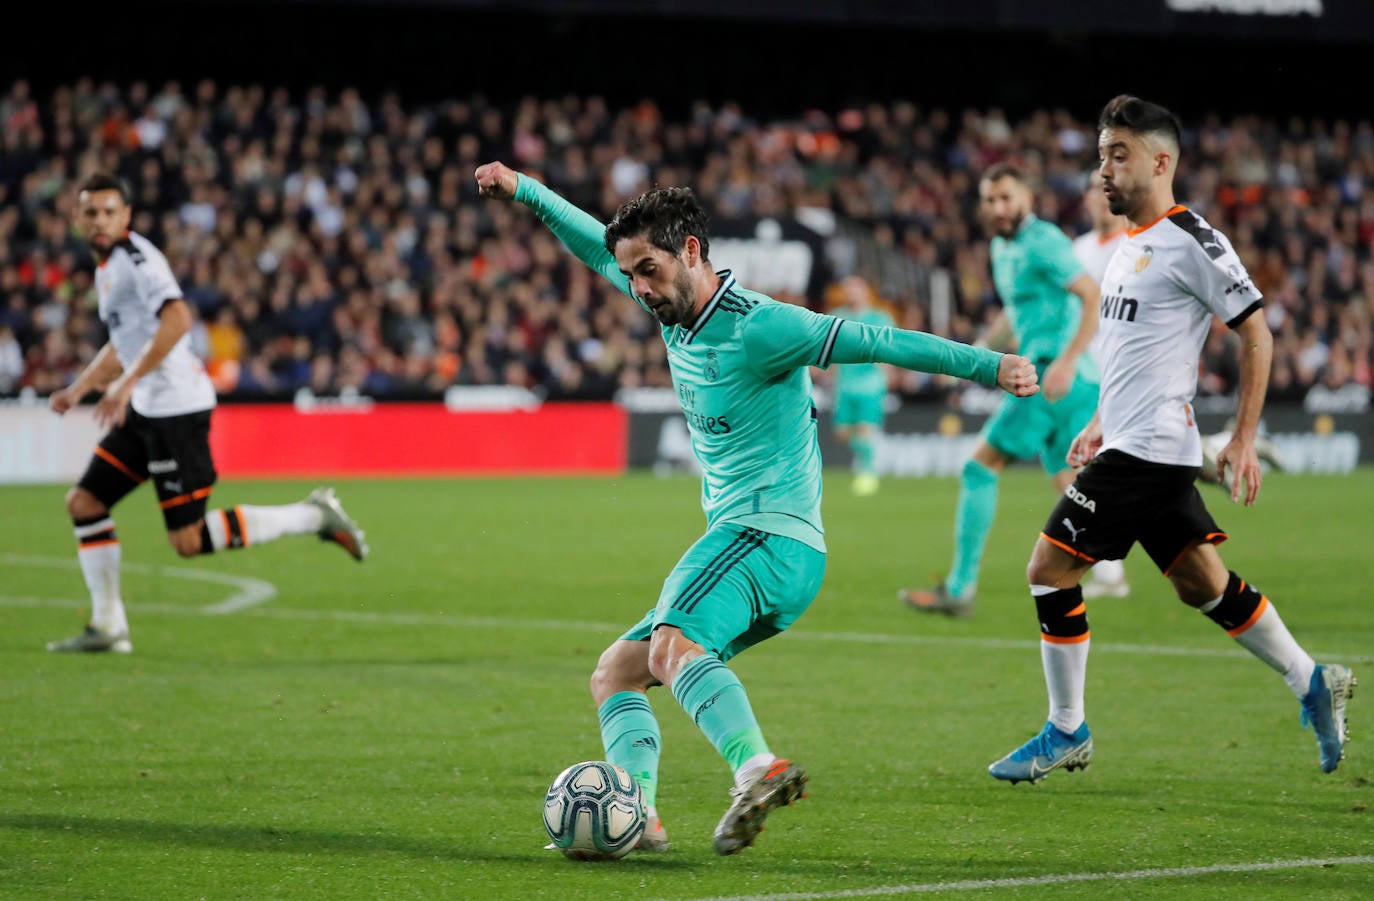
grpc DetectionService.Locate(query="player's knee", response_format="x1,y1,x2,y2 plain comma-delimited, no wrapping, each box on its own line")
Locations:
168,526,203,558
1169,570,1221,607
646,644,673,687
66,487,106,521
590,649,621,699
1025,544,1059,586
591,640,654,701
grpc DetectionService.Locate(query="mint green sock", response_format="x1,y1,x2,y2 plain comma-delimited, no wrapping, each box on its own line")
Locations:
597,691,662,807
850,432,876,476
947,457,999,598
670,654,769,774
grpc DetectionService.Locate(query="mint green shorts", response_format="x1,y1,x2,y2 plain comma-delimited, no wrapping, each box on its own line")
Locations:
621,524,827,662
833,388,885,428
982,368,1099,474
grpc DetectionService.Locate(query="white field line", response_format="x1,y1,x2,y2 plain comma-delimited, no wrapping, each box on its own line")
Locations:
2,553,1370,663
668,855,1374,901
1,552,276,613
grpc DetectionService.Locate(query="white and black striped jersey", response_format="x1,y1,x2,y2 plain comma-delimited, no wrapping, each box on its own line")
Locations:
96,231,215,417
1095,206,1261,466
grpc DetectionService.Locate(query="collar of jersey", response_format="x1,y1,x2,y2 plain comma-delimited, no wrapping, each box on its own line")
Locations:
681,269,737,345
1127,204,1187,237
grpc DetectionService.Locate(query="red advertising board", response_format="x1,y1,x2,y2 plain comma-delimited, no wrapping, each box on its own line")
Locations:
208,403,627,477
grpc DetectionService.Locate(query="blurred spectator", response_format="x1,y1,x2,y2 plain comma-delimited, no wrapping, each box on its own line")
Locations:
1305,345,1371,413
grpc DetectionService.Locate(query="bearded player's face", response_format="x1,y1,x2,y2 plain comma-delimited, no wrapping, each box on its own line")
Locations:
1098,128,1156,220
614,234,698,327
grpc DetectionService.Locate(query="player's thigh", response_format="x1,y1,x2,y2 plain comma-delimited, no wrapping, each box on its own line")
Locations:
650,525,825,662
142,410,220,531
1137,480,1228,577
981,393,1048,461
76,418,150,510
1039,451,1144,564
1041,376,1099,475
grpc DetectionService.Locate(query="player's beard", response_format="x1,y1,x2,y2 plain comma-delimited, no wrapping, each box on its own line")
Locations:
652,266,697,327
994,210,1025,239
1104,182,1136,218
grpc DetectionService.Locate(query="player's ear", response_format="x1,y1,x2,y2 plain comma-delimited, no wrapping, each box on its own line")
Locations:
682,234,702,267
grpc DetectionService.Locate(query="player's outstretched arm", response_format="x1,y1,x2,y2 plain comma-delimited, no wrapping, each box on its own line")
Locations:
824,316,1036,393
474,161,632,298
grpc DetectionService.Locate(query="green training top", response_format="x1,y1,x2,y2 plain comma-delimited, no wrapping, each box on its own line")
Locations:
990,214,1098,382
833,306,895,395
515,175,1004,552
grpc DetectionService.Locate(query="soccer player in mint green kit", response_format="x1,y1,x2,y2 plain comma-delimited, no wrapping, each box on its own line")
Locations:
902,162,1101,617
830,276,895,496
476,161,1040,855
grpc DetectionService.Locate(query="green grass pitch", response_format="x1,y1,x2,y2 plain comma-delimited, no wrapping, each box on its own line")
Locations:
1,468,1369,900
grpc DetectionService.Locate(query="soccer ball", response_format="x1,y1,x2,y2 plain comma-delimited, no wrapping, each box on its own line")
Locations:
542,760,646,861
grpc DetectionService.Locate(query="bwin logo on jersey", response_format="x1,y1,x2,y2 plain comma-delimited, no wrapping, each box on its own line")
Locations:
703,349,720,382
1064,484,1096,512
1101,293,1139,322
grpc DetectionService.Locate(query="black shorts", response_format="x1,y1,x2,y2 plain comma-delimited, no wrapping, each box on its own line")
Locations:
77,407,218,530
1040,449,1226,574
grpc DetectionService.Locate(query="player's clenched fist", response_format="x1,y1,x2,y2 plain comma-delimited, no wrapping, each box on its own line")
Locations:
475,161,519,199
997,354,1039,397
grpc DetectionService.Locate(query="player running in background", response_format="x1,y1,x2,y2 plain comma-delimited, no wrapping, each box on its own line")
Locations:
901,163,1103,616
46,173,368,655
476,160,1038,855
828,276,895,496
988,95,1354,785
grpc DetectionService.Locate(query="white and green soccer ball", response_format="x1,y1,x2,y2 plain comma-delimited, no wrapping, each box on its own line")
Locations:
542,760,646,861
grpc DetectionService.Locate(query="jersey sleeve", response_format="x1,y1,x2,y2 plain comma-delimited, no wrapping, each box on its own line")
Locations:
1178,229,1263,328
136,245,183,313
514,174,646,313
828,319,1002,386
1032,222,1087,289
740,301,845,380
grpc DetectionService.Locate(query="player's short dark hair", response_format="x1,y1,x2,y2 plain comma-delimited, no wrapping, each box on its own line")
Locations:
980,162,1025,185
78,172,131,203
1097,95,1182,148
604,187,710,261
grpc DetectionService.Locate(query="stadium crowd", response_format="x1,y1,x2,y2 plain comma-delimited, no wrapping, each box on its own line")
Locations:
0,77,1370,413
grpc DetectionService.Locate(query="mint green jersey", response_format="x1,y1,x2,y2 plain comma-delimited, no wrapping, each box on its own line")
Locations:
515,175,1005,552
833,306,894,395
990,215,1098,382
